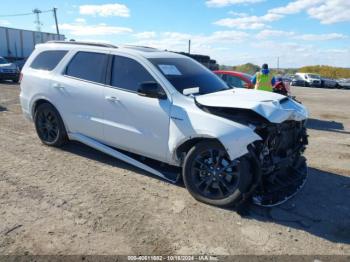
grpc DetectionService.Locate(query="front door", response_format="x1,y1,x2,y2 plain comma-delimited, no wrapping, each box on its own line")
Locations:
102,55,171,162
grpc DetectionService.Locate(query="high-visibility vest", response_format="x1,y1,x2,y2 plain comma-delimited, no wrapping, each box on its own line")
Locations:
255,72,273,92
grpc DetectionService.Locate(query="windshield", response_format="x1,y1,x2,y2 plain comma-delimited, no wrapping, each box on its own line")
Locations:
308,74,320,79
0,57,9,64
149,57,229,95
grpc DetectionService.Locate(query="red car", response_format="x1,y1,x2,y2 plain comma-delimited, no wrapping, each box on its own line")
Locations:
214,70,253,89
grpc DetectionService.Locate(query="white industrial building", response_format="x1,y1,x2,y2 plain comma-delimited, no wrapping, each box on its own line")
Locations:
0,26,65,59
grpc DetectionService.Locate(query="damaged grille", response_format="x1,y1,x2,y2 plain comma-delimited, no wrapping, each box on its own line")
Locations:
252,120,308,207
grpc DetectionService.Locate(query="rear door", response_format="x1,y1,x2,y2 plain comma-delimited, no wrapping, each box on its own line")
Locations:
51,50,108,141
101,54,171,162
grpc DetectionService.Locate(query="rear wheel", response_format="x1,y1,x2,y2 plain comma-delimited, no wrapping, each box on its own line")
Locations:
183,141,253,207
34,103,67,147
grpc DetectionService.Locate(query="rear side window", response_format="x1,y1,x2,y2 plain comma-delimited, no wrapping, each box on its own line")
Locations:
30,50,67,71
110,55,155,92
65,52,108,84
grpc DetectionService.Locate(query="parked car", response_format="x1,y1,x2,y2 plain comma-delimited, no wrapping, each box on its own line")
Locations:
14,59,27,71
337,79,350,89
295,73,321,87
0,56,20,82
291,75,308,87
214,70,253,89
321,78,339,89
20,41,309,207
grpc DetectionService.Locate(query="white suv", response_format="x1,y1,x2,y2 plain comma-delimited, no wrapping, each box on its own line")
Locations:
20,41,309,207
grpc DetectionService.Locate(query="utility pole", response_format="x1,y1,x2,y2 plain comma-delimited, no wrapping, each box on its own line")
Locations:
53,7,60,35
277,56,280,72
33,8,42,32
188,39,191,54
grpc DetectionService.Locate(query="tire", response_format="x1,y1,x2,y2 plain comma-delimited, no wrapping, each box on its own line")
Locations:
12,78,19,83
34,103,67,147
182,141,254,207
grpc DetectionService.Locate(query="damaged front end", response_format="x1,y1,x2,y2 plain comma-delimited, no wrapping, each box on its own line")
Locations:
198,103,308,207
250,120,308,206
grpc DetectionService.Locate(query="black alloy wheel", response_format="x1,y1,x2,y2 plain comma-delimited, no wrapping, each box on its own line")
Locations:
183,141,253,207
191,148,240,199
34,103,67,147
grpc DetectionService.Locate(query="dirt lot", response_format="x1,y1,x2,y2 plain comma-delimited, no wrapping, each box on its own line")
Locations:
0,82,349,255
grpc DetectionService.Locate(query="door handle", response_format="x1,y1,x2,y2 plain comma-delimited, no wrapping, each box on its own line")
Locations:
52,83,64,89
105,96,120,102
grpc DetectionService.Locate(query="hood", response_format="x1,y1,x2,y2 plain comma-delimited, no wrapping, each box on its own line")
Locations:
196,88,308,123
0,63,17,69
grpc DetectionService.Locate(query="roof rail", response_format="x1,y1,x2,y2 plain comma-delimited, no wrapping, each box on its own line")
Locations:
47,41,118,49
122,45,160,50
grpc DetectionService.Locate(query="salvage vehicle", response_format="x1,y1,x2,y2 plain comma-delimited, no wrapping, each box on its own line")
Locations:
0,56,20,82
20,41,309,207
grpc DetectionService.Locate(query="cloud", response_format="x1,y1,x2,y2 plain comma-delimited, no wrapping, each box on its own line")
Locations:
0,20,10,26
294,33,347,41
256,30,347,41
269,0,350,24
59,21,133,36
268,0,323,15
75,18,86,23
214,0,350,31
79,3,130,17
134,31,157,39
256,30,295,39
129,30,250,52
307,0,350,24
206,0,264,8
228,11,249,17
213,13,283,29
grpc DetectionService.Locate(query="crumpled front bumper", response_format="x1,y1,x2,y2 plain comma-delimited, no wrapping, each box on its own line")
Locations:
250,120,309,207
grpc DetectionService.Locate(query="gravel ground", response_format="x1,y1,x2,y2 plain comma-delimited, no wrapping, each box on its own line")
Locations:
0,82,349,255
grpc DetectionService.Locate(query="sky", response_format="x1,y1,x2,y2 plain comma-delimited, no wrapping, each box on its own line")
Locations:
1,0,350,68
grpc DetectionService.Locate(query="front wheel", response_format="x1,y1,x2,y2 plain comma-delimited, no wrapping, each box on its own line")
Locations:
183,141,254,207
34,103,68,147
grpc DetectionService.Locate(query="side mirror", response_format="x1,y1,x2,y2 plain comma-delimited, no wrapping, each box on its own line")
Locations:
137,81,167,99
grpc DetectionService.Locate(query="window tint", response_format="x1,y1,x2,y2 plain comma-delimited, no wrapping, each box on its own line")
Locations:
66,52,108,83
111,55,155,92
30,50,67,71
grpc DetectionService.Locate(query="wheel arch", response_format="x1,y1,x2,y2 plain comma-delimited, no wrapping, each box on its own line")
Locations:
32,98,53,116
175,137,225,165
31,98,69,133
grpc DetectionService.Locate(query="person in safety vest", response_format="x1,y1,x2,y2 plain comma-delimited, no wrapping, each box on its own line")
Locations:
252,64,276,92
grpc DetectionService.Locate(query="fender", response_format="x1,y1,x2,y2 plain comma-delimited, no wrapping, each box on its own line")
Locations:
168,103,262,164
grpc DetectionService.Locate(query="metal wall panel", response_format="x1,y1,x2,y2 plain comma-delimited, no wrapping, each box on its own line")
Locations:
0,26,65,58
7,28,21,57
0,27,7,57
22,30,35,57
